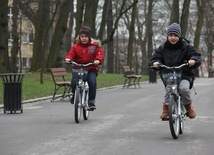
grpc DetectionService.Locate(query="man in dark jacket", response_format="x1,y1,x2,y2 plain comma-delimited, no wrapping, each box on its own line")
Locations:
149,23,201,119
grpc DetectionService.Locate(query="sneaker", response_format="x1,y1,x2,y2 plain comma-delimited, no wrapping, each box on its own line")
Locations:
70,96,74,104
88,104,96,111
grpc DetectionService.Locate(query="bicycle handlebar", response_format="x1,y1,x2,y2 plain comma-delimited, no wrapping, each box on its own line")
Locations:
150,63,188,70
158,63,188,69
66,60,94,67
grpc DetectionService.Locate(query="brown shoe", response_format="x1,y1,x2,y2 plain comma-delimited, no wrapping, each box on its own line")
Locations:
185,103,196,119
160,104,168,119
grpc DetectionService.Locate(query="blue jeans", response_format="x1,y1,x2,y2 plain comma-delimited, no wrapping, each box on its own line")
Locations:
71,71,97,105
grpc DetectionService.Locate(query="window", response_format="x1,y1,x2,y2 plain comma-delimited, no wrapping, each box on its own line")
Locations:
29,33,34,43
8,7,13,20
8,33,13,46
22,33,28,43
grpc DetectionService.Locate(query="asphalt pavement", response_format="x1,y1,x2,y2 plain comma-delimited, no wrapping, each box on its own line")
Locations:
0,78,214,155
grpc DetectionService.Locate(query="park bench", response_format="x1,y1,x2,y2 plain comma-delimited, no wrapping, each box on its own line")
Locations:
122,66,142,88
50,68,72,101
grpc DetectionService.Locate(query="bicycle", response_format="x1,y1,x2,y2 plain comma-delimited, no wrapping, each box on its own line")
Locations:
68,61,94,123
156,63,189,139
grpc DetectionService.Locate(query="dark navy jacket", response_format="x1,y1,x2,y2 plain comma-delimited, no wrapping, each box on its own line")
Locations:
149,38,201,81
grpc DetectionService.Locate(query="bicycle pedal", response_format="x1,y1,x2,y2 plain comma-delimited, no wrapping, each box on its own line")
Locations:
185,112,189,117
162,118,169,121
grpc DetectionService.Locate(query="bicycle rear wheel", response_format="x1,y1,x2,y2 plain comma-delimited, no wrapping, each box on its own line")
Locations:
168,95,180,139
83,90,89,120
74,87,81,123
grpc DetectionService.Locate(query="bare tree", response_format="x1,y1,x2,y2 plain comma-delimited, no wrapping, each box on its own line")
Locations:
170,0,179,23
30,0,49,71
46,0,72,69
102,0,138,45
146,0,154,65
10,0,20,73
0,0,9,73
194,0,205,50
84,0,99,37
98,0,110,40
107,0,114,73
204,1,214,77
127,0,138,68
75,0,85,39
180,0,191,38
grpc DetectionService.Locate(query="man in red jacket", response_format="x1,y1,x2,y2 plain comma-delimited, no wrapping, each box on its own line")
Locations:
65,26,104,110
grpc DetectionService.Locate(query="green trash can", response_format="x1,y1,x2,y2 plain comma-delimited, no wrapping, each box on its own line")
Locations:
0,73,24,113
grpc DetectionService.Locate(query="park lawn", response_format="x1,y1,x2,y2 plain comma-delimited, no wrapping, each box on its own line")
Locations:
0,72,149,105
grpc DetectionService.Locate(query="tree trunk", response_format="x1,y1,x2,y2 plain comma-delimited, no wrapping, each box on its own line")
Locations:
194,0,205,50
75,0,85,39
170,0,179,23
147,0,153,64
107,0,114,73
46,0,72,69
127,0,138,68
180,0,191,38
84,0,98,37
98,0,110,40
0,0,9,73
30,0,49,71
65,0,74,53
10,0,19,73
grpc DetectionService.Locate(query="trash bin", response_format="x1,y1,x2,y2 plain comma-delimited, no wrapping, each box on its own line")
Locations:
0,73,24,113
149,70,157,83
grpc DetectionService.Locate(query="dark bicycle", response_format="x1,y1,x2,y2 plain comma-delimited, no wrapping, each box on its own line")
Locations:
68,61,94,123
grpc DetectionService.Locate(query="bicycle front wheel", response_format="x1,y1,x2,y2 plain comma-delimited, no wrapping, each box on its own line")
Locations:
179,104,185,134
83,90,89,120
168,94,180,139
74,87,81,123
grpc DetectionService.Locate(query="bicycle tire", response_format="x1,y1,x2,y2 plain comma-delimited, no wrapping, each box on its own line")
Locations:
168,94,180,139
83,90,89,120
74,87,81,123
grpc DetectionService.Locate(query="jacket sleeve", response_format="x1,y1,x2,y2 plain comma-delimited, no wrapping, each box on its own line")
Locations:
148,44,164,67
95,46,104,63
187,45,201,69
65,44,76,60
91,39,104,63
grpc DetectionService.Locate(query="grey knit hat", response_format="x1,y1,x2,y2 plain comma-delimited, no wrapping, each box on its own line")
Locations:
167,23,181,38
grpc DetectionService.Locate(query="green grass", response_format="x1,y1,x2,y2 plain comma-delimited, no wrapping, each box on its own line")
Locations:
0,72,149,104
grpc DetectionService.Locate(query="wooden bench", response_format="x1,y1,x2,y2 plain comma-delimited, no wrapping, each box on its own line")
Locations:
50,68,72,101
122,66,142,88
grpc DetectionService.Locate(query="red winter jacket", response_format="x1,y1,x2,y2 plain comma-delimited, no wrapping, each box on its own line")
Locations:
65,38,104,75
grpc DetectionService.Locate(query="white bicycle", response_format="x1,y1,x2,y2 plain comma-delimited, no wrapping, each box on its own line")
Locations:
68,61,94,123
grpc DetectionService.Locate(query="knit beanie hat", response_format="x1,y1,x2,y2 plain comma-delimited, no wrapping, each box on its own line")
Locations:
79,26,92,38
167,23,181,38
